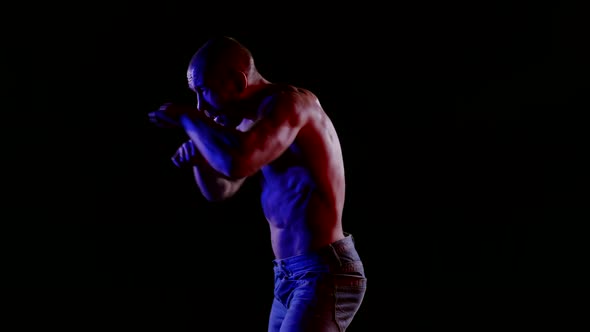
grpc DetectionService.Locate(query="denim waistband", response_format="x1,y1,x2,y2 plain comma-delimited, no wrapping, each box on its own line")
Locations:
272,233,362,274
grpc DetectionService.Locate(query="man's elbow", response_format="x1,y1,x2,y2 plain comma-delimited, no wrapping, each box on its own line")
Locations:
199,181,242,202
201,190,233,202
226,168,249,180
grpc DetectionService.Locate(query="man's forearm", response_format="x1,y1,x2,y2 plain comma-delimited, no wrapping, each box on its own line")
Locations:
179,113,243,178
172,138,245,201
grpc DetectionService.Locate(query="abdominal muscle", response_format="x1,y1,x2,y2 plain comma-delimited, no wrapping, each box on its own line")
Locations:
260,167,345,259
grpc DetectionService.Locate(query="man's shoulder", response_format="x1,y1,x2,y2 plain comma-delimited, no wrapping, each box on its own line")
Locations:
263,84,318,107
252,84,321,123
265,83,314,97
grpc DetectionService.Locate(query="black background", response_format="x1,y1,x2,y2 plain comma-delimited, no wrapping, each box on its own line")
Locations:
5,2,589,331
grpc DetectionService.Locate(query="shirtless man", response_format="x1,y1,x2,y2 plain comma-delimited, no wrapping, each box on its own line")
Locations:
148,36,366,332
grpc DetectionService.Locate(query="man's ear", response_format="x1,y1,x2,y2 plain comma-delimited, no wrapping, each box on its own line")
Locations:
234,71,248,93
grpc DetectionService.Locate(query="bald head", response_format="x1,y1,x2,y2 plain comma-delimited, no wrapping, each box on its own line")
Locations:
186,36,265,121
188,36,255,82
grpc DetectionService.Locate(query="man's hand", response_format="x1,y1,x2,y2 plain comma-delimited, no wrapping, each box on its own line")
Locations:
148,102,195,129
171,139,202,168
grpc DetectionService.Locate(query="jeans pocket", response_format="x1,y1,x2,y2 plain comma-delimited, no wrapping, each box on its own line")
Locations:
334,275,367,330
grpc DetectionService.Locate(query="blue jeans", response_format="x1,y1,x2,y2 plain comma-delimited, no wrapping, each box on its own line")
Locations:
268,233,367,332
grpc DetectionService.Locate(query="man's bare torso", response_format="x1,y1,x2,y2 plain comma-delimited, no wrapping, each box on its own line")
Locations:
244,84,346,259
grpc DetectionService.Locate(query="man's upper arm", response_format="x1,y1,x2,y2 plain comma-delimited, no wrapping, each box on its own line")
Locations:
231,90,312,177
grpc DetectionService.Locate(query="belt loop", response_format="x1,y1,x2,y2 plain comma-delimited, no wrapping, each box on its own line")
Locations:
329,244,342,267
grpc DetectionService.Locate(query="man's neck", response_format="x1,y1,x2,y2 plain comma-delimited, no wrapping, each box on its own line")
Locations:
243,76,271,98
